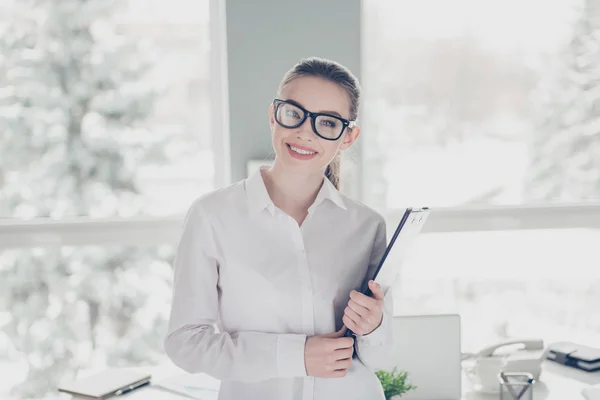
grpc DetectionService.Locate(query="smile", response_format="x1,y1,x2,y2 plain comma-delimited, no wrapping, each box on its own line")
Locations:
287,144,317,155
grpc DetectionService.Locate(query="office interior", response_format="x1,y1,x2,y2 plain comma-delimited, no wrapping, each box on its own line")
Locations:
1,0,600,399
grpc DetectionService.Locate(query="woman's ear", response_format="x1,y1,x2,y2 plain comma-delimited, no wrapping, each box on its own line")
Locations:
269,104,275,128
340,126,361,150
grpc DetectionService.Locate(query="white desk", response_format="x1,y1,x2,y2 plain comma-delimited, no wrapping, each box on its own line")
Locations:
462,361,600,400
45,360,600,400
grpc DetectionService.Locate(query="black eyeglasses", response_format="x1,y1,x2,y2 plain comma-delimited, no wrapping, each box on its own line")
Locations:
273,99,355,141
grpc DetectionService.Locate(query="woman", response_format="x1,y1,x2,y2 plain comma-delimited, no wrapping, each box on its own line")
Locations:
164,57,393,400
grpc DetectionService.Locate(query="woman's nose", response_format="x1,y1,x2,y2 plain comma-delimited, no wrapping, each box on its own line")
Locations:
294,118,313,141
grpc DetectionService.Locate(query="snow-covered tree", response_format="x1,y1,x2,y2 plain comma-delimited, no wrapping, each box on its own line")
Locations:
526,0,600,201
0,1,173,398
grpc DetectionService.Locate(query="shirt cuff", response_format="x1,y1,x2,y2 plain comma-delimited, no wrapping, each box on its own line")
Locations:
276,334,308,377
357,312,388,347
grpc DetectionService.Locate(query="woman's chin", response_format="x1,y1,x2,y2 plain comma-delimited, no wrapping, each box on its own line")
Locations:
278,157,324,176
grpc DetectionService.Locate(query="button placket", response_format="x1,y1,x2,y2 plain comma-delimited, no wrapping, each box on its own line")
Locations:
289,217,315,337
283,216,314,400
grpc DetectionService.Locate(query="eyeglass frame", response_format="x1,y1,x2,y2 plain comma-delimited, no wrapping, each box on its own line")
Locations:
272,98,356,141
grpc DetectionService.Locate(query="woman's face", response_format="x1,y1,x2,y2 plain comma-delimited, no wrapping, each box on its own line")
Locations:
269,76,360,176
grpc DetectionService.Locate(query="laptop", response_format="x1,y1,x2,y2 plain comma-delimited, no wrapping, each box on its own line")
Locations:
391,314,462,400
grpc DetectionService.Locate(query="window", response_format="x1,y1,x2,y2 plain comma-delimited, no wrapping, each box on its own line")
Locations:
0,243,174,400
363,1,600,355
0,0,213,398
362,0,600,209
0,0,213,219
389,228,600,353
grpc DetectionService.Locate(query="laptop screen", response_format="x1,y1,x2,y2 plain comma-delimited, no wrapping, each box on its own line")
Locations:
390,314,462,400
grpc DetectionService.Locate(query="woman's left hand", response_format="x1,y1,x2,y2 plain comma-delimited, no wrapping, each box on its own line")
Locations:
342,280,384,336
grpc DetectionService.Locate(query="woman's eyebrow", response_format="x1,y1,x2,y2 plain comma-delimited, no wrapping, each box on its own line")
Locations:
319,109,343,118
285,98,344,118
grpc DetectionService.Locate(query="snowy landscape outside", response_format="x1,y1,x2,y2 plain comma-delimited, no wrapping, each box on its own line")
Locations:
1,0,600,398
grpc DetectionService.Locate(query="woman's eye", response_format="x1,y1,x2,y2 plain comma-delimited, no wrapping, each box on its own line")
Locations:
285,109,301,119
320,119,338,128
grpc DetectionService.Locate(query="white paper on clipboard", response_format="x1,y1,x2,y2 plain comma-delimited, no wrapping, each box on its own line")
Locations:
371,208,430,290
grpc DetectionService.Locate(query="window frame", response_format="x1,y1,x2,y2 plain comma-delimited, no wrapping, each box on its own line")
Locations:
209,0,231,189
2,203,599,250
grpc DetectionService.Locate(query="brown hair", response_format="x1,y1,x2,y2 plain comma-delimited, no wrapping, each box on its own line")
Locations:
277,57,361,190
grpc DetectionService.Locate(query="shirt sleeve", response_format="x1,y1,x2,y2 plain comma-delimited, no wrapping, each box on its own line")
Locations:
355,216,395,371
164,201,307,382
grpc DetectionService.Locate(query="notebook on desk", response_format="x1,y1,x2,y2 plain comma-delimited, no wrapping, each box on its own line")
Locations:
57,369,151,399
547,341,600,372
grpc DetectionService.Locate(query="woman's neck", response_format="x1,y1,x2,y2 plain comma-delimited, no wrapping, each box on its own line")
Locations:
261,164,324,215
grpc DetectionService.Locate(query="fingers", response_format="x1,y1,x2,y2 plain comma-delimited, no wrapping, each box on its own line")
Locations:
349,289,378,310
334,347,354,361
310,332,354,379
368,280,385,300
343,308,382,336
344,304,362,322
307,330,355,379
347,299,370,317
328,369,349,378
327,351,353,378
332,357,352,371
328,336,354,350
343,313,360,334
322,325,348,339
334,325,347,337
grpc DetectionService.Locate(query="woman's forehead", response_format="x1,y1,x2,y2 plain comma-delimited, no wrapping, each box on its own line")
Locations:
281,76,350,117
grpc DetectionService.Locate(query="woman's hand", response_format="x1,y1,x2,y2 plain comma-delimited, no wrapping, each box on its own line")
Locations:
343,280,384,336
304,326,354,378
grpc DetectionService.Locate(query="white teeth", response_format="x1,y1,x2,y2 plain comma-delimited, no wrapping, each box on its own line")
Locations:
289,145,316,155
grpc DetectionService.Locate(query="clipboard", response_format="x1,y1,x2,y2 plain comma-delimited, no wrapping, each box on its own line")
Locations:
345,207,430,337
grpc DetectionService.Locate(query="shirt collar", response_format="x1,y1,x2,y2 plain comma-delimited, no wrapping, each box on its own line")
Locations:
245,167,347,215
245,167,275,215
311,175,347,211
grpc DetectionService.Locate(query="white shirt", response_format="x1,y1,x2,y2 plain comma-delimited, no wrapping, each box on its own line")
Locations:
164,168,394,400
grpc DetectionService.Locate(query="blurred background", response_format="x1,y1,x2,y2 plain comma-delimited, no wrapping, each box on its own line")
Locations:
0,0,599,398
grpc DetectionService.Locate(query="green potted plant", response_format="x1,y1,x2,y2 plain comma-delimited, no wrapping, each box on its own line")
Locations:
376,368,417,400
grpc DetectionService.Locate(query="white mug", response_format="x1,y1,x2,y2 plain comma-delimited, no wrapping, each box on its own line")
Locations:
463,356,508,393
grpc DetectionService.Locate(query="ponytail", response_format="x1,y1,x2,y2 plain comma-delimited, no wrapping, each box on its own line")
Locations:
325,152,341,190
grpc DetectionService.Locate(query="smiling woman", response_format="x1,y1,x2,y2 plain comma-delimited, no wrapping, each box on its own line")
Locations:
164,57,394,400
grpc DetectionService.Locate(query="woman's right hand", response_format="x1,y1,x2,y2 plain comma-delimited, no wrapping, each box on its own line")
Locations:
304,326,354,378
